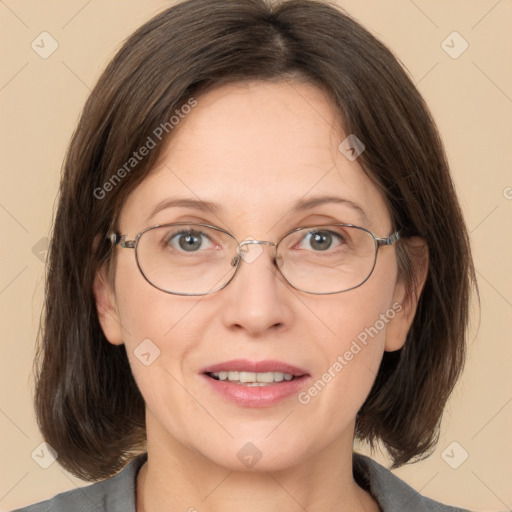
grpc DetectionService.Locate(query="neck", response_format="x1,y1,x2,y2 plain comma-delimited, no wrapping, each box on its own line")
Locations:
136,415,379,512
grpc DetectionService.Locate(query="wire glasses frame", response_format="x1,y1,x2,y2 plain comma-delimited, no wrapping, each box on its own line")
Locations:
106,223,401,296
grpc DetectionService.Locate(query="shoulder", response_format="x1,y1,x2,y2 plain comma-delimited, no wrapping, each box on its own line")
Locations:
11,453,147,512
353,452,475,512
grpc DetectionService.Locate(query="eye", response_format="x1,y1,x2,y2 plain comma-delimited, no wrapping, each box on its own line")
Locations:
166,229,215,252
299,229,344,251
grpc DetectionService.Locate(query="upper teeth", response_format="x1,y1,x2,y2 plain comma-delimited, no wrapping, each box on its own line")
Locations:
210,371,294,383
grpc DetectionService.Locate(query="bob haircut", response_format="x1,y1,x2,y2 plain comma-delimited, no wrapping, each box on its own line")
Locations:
34,0,476,481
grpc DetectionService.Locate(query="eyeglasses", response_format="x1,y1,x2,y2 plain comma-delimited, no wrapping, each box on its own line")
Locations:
107,223,401,296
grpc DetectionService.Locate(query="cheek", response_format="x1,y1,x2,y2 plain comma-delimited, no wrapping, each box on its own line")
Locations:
115,289,213,437
306,297,389,403
320,255,398,350
112,262,209,394
299,254,399,412
114,249,207,343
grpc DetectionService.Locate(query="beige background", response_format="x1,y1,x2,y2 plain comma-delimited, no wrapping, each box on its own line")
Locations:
1,1,511,510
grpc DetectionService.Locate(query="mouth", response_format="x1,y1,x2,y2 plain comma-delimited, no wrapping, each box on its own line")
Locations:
200,359,310,406
205,370,299,386
202,359,310,387
201,359,309,382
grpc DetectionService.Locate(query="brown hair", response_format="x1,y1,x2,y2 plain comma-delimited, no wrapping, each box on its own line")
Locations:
34,0,477,480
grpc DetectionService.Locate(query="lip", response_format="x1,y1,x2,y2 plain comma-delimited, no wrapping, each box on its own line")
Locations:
200,359,311,408
200,359,309,376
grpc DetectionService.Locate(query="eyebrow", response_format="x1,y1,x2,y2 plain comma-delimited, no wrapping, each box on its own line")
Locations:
291,196,369,223
147,198,220,221
146,195,369,224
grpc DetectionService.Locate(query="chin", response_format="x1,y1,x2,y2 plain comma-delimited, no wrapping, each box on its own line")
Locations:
187,435,315,473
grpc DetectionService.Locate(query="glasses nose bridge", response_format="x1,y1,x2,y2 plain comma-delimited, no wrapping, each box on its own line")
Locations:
235,238,280,268
238,239,277,250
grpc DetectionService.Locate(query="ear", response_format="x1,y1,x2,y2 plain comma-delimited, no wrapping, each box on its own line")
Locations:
385,236,429,351
93,263,124,346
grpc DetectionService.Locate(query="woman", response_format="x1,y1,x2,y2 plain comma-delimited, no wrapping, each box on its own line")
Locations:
15,0,479,510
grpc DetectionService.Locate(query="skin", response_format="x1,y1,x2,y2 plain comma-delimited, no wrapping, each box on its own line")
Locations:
94,80,428,512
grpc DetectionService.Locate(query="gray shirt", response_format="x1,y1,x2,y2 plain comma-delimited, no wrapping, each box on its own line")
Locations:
12,452,477,512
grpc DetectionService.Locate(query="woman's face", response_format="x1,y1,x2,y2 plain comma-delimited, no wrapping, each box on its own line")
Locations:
96,80,413,471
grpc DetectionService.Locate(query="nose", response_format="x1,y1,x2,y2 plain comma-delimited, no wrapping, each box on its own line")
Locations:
219,241,294,336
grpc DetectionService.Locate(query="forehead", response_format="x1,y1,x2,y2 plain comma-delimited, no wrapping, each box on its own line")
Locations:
119,80,391,235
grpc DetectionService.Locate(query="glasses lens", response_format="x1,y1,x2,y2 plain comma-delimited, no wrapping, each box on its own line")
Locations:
277,225,377,294
136,224,239,295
